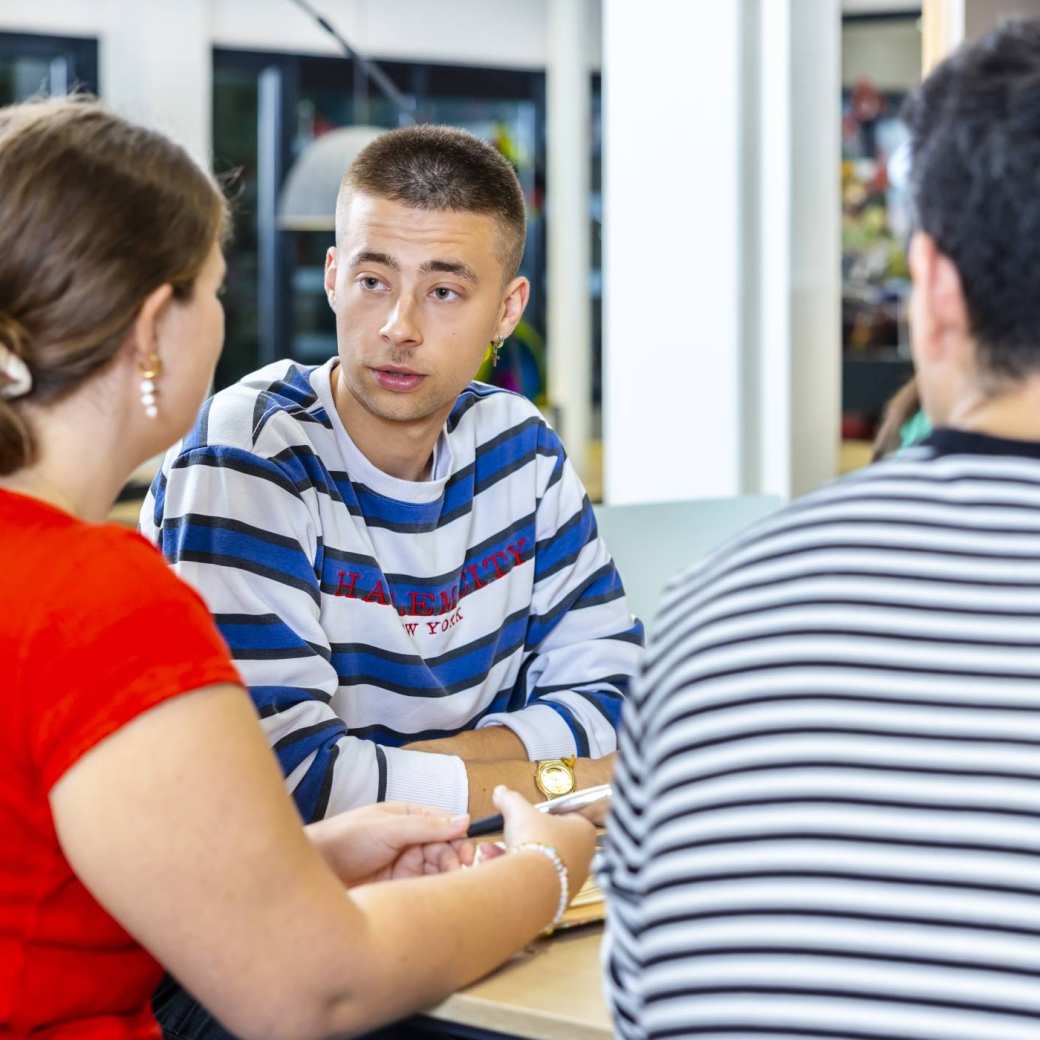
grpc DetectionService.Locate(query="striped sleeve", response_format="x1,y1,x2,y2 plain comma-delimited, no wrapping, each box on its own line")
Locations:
141,439,467,821
600,633,653,1039
477,422,644,758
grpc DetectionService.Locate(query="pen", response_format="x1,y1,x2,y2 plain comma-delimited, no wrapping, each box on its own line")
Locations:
466,784,612,838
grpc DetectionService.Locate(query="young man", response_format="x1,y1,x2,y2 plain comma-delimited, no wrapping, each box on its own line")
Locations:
602,21,1040,1040
143,125,641,823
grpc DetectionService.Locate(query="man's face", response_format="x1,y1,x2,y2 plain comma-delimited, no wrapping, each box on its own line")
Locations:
325,192,527,427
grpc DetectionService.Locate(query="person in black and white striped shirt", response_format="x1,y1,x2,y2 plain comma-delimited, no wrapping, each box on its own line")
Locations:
602,20,1040,1040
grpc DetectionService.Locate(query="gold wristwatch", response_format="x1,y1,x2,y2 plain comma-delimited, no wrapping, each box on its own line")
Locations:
534,756,577,799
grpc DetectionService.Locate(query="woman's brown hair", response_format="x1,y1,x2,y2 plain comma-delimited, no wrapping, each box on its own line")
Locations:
871,377,920,462
0,96,227,475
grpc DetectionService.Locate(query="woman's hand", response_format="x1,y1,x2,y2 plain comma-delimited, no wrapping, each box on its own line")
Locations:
488,786,596,895
306,803,474,886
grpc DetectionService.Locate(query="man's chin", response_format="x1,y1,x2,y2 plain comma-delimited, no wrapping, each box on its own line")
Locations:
357,388,445,425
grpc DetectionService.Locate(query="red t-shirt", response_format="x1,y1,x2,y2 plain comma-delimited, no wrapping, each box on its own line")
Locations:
0,490,241,1038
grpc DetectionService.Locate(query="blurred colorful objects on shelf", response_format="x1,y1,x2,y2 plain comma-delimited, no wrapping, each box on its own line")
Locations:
841,78,913,359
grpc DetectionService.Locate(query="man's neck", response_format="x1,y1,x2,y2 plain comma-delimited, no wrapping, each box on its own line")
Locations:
330,365,446,482
945,372,1040,443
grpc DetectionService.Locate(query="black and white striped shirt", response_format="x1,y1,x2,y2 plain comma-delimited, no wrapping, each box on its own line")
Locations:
602,429,1040,1040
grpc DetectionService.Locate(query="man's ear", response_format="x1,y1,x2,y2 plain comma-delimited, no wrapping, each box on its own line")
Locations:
324,246,338,311
496,276,530,340
932,249,970,341
909,230,970,361
130,282,174,368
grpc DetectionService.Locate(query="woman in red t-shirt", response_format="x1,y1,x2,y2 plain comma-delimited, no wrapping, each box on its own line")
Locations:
0,97,594,1040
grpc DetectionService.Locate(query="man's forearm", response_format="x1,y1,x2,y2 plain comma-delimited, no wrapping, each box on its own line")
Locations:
402,726,618,816
464,760,540,817
403,724,527,762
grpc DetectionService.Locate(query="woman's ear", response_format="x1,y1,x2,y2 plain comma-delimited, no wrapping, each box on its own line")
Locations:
129,282,174,368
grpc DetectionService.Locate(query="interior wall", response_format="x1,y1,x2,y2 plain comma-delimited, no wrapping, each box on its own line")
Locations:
2,0,603,68
210,0,602,68
843,0,918,11
0,0,604,166
964,0,1040,38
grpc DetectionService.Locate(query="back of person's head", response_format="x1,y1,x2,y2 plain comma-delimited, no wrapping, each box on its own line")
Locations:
0,95,227,476
338,124,527,278
904,19,1040,380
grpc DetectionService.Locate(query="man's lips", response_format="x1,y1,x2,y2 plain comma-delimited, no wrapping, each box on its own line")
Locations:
370,366,427,392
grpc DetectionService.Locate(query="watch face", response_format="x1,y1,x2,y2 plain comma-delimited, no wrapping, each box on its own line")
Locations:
541,764,574,797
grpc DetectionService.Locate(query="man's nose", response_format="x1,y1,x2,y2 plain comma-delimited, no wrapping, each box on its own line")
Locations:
380,295,422,349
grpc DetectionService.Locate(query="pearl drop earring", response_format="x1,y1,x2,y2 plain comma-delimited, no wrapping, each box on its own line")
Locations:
139,355,162,419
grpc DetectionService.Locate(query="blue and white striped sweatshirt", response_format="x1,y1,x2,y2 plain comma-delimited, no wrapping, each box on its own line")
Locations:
141,359,643,821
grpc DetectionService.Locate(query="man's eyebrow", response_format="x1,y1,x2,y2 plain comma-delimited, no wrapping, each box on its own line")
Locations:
419,259,479,283
349,250,399,269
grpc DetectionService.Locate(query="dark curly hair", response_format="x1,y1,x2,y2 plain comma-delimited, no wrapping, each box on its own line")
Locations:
904,19,1040,380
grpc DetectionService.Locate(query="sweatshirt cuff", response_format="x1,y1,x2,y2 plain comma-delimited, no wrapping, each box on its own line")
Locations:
384,746,469,814
478,704,576,761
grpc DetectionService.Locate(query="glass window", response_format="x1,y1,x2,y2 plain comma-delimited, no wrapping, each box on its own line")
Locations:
0,32,98,105
212,54,264,389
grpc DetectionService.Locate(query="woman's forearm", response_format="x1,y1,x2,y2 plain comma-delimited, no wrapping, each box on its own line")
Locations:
312,850,560,1037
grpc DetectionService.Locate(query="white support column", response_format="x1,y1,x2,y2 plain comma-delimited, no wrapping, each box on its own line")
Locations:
602,0,744,503
98,0,212,168
922,0,965,72
602,0,840,504
758,0,841,499
546,0,594,477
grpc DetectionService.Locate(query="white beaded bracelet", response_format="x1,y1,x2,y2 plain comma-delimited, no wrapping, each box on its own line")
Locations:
514,841,570,932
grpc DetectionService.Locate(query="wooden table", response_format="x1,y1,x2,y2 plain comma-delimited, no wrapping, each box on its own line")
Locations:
414,925,612,1040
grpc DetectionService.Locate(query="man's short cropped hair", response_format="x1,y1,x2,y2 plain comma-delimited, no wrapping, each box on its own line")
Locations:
903,19,1040,380
339,124,527,278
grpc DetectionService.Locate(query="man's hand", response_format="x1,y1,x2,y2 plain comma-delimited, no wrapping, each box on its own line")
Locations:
306,803,474,887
